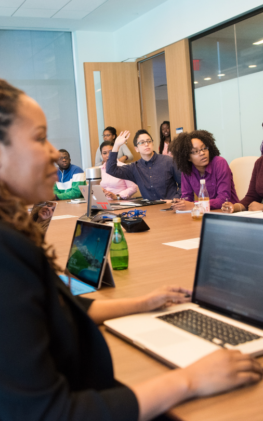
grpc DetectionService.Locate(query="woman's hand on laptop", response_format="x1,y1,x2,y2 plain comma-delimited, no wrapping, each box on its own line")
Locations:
87,286,192,325
139,285,192,312
181,349,263,398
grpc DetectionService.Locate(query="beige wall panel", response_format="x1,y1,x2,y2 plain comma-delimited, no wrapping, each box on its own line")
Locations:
137,39,195,144
84,62,141,166
165,39,195,138
139,60,159,151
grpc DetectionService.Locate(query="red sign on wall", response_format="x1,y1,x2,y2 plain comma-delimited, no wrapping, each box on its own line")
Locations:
193,59,200,71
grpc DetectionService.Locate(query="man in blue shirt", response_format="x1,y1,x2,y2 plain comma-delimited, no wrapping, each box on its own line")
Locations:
106,130,181,200
54,149,86,200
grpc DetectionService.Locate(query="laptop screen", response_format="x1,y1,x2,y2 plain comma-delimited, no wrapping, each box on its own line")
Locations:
193,214,263,327
66,220,112,288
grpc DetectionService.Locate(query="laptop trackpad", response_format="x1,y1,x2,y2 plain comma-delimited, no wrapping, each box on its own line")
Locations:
136,328,188,348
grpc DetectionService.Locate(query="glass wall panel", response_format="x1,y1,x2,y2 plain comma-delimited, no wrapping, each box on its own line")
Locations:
139,53,169,151
0,30,82,168
93,71,105,145
235,13,263,157
191,10,263,164
191,26,242,163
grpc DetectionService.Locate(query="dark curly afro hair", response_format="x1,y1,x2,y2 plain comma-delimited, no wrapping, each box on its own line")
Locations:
170,130,220,176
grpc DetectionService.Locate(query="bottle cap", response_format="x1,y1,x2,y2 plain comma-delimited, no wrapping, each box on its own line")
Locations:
113,217,121,223
200,180,205,184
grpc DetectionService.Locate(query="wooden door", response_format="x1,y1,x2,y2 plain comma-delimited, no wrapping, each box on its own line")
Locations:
84,62,141,166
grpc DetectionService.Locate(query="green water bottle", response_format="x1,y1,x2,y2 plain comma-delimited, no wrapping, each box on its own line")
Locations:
110,217,129,270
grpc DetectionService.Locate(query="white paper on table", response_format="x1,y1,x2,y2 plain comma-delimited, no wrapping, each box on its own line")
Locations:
163,237,200,250
231,211,263,219
175,209,192,214
52,215,78,220
115,202,141,207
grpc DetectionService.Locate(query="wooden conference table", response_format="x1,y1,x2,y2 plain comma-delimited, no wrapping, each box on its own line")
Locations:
46,201,263,421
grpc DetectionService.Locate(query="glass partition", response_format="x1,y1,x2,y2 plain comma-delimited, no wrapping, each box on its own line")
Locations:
190,10,263,163
0,30,82,167
93,71,105,145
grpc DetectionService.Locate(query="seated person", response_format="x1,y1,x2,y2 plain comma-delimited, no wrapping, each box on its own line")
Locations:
159,121,172,156
170,130,239,210
106,130,181,200
100,141,137,200
0,80,261,420
222,155,263,213
54,149,86,200
95,126,133,166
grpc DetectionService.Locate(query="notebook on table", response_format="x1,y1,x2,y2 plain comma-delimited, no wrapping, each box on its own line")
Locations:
105,213,263,367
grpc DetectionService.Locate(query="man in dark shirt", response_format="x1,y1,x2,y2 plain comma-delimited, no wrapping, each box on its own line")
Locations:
106,129,181,200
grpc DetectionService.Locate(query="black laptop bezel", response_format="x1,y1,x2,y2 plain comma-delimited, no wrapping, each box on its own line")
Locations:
192,212,263,330
66,220,113,289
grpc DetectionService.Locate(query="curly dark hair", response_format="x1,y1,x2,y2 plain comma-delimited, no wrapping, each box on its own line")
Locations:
170,130,220,176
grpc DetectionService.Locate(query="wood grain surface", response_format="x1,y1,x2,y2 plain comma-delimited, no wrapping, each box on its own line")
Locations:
46,201,263,421
84,62,141,166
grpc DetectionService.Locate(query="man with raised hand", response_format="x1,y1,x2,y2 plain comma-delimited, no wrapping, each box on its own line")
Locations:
54,149,86,200
106,130,181,200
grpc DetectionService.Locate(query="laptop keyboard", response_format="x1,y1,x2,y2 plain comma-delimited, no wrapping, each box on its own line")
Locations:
157,309,261,347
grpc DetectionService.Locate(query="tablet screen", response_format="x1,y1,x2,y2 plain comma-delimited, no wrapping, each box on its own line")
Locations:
67,220,112,288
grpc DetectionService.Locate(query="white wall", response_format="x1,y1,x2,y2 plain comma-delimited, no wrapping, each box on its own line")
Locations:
195,71,263,164
114,0,263,62
72,31,117,169
72,0,263,167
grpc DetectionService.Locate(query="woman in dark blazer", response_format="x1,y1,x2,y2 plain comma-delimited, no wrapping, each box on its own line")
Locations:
0,80,261,421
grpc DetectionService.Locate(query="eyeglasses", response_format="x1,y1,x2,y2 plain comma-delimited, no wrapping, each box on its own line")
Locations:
137,139,153,146
190,146,209,155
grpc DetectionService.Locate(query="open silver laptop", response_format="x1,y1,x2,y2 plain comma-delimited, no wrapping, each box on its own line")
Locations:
105,213,263,368
78,185,140,210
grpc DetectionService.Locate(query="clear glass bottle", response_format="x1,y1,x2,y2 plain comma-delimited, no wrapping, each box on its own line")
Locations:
110,217,129,270
191,202,205,221
198,179,210,212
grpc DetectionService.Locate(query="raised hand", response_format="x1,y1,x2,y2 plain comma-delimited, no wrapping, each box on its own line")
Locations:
113,131,130,151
